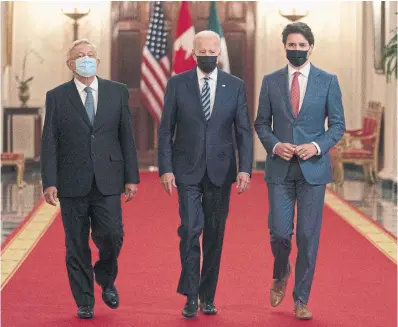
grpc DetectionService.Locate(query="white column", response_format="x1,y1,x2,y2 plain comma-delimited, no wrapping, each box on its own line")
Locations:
376,1,398,182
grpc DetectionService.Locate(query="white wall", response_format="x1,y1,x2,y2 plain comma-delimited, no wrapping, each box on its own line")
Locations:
254,1,364,162
7,1,111,107
1,1,111,156
1,2,6,149
363,1,397,182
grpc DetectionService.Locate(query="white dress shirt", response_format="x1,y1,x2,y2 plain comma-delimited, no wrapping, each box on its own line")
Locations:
74,77,99,114
197,67,217,115
273,62,321,156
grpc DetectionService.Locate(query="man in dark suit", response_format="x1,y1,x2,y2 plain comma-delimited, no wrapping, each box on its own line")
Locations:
158,30,253,318
41,39,139,319
255,23,345,320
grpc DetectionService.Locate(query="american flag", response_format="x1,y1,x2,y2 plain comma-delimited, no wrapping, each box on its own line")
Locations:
140,1,170,123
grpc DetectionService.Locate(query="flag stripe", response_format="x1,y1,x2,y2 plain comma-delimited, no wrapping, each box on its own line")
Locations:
140,1,170,123
142,54,167,92
141,80,162,120
143,47,168,88
141,72,164,109
160,57,170,76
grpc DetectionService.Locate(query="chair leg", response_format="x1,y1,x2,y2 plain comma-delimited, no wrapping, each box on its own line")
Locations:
363,164,369,181
16,161,25,188
336,161,344,186
369,164,375,183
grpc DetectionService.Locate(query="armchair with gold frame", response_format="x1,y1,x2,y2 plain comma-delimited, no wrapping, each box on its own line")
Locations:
340,101,384,183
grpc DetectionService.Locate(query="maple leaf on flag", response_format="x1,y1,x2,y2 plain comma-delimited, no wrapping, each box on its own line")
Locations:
173,47,196,75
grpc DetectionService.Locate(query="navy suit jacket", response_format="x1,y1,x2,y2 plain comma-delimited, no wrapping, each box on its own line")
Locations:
255,64,346,185
41,77,140,197
158,68,253,186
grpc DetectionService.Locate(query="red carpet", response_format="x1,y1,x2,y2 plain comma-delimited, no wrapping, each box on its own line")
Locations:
2,173,397,326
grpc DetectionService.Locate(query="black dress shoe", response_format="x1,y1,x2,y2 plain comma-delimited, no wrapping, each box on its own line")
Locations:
77,306,94,319
182,298,198,318
200,302,218,315
102,285,119,309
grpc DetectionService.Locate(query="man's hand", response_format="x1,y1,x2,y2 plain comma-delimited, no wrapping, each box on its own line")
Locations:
44,186,58,206
237,172,250,195
160,173,176,195
274,143,297,161
124,184,138,202
295,143,318,161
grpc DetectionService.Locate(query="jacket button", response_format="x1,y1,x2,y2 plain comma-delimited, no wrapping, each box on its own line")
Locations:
91,135,95,139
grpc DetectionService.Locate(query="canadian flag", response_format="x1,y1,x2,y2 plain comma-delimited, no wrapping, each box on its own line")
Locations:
172,1,196,75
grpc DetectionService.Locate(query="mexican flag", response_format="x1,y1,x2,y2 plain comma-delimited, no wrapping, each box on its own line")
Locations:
208,1,230,73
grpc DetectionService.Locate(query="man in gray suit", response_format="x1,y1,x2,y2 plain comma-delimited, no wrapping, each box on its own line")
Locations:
255,22,345,320
158,30,253,318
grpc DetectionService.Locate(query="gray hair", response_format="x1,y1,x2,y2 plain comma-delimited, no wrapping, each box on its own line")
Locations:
193,30,221,47
67,39,98,60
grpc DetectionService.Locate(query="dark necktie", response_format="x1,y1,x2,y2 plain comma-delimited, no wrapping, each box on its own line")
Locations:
84,87,95,125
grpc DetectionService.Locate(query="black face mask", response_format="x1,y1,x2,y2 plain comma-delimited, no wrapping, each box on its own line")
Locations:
286,50,309,67
196,56,218,74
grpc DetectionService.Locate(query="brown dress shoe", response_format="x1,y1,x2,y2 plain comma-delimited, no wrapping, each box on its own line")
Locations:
294,301,313,320
270,264,291,307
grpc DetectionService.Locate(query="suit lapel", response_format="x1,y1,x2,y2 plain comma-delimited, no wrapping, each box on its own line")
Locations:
276,66,295,119
93,77,108,131
297,64,321,118
209,70,228,122
67,80,91,127
186,68,206,121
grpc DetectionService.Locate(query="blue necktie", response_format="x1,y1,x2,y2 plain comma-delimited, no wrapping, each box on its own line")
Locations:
84,87,95,125
201,77,211,120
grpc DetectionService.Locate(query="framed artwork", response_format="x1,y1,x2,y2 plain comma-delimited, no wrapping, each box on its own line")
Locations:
371,1,386,74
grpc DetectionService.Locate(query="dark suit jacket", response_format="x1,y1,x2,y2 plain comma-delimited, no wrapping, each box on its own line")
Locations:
255,64,346,185
158,68,253,187
41,77,139,197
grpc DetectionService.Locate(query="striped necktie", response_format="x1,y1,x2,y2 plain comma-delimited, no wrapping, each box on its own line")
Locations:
201,77,211,120
84,87,95,125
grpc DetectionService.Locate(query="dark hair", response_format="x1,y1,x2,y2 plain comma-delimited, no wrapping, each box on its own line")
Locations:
282,22,314,46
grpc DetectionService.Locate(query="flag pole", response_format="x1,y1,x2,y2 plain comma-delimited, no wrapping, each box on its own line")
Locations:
154,123,158,149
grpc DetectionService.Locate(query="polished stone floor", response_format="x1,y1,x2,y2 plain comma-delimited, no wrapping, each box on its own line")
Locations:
1,165,397,243
1,166,43,244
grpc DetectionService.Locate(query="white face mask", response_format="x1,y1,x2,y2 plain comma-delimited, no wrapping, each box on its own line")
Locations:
75,56,97,77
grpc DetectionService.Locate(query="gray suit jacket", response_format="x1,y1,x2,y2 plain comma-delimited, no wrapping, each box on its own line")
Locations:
255,64,345,185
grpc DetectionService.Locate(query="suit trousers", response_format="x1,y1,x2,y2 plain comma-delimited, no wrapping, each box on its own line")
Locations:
59,179,124,307
176,172,232,302
267,157,326,304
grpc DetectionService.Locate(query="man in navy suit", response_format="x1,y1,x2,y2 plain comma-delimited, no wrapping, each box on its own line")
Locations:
255,23,345,319
158,30,253,318
41,39,139,319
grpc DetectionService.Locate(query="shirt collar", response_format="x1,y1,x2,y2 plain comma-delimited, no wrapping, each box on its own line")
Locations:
288,62,311,78
197,67,218,81
74,76,98,92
